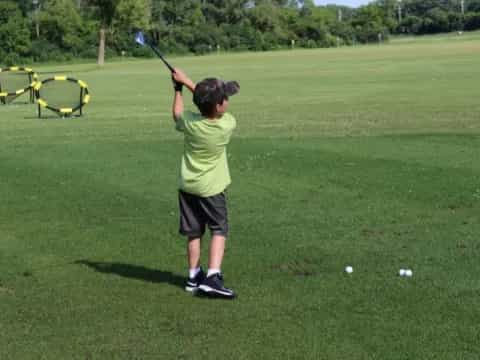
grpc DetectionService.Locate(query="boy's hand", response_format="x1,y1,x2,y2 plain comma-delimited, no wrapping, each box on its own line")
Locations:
172,68,196,93
172,68,188,85
172,75,183,92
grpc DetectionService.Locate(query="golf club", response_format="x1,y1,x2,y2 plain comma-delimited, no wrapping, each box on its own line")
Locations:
134,31,175,73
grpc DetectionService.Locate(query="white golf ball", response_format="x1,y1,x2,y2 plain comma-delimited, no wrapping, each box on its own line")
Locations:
405,269,413,277
399,269,406,276
345,266,353,274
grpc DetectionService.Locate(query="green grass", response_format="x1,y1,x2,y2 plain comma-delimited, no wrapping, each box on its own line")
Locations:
390,30,480,44
1,32,479,359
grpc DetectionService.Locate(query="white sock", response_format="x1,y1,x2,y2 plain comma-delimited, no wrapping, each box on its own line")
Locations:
207,268,221,277
189,267,201,279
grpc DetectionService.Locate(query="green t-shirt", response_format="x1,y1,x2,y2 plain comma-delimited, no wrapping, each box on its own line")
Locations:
175,111,236,197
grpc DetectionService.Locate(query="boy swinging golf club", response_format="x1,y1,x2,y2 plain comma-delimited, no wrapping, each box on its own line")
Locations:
135,32,240,298
171,68,240,299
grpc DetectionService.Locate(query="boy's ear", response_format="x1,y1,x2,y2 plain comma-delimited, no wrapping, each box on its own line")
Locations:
215,102,225,115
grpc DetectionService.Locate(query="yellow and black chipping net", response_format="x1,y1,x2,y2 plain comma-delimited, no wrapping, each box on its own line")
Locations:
0,67,38,104
34,76,90,118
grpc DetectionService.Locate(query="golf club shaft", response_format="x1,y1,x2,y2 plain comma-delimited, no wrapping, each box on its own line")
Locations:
149,45,175,73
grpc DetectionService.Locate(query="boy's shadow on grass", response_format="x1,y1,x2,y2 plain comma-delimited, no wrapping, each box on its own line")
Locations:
75,260,184,289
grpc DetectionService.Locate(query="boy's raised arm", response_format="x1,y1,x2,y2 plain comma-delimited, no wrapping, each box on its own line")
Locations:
171,68,196,122
172,89,183,122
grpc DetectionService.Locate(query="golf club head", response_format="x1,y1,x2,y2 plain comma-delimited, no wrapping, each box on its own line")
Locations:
133,30,175,73
134,31,147,47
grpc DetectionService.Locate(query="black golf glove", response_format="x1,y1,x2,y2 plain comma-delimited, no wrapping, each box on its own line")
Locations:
172,76,183,92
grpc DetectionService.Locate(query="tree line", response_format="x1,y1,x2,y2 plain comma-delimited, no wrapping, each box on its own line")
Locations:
1,0,480,66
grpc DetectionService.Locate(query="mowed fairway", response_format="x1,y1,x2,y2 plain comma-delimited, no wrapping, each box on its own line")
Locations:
1,33,480,359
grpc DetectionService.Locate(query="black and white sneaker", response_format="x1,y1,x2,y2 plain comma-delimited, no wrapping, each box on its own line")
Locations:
185,269,206,293
198,273,235,299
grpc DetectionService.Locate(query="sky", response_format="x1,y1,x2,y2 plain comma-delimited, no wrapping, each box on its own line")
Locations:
314,0,372,7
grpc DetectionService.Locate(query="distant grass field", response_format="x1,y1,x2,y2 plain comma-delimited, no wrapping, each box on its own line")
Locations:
1,32,479,359
391,29,480,44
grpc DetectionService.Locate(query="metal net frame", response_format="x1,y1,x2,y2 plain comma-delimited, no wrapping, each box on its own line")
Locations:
34,76,90,118
0,67,38,104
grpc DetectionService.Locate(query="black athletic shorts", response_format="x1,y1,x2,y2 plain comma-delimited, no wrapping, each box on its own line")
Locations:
178,190,229,238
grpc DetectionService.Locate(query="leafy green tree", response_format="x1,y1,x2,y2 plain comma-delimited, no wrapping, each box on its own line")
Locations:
114,0,150,30
247,2,282,32
298,0,315,17
201,0,249,26
330,21,355,44
3,0,480,62
464,12,480,30
424,8,450,33
161,0,202,27
447,11,463,31
0,1,31,65
401,15,423,34
402,0,455,17
16,0,35,16
85,0,121,65
149,0,207,54
373,0,399,32
246,1,290,48
38,0,84,54
467,0,480,12
293,16,329,46
351,4,387,43
112,0,150,53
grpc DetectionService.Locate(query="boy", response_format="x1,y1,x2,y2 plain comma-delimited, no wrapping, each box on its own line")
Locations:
171,68,239,299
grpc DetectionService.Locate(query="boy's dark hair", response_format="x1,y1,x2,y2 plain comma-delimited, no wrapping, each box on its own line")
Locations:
193,78,240,118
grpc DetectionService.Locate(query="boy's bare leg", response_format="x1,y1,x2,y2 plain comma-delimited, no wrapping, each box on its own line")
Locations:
187,237,201,270
208,234,225,273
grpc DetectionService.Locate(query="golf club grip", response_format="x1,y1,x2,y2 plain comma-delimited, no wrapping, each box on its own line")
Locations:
150,45,175,73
